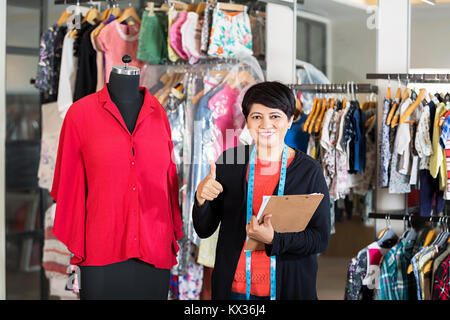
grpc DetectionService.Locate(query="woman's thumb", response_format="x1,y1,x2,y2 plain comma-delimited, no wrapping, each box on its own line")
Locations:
209,160,216,179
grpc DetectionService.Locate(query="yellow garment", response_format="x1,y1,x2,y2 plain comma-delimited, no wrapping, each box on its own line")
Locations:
197,225,220,268
429,103,447,190
167,7,181,62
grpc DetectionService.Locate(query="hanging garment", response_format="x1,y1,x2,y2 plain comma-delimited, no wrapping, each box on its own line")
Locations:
35,24,66,103
57,29,78,118
379,98,392,187
415,103,432,170
42,203,79,299
137,12,168,65
320,108,336,188
432,248,450,300
178,243,204,300
169,11,190,60
38,102,64,191
181,11,201,64
393,98,413,175
375,233,416,300
439,116,450,198
90,32,105,92
51,86,183,268
167,7,181,62
200,4,214,54
284,113,310,152
73,22,99,101
345,247,369,300
207,6,253,58
96,20,144,83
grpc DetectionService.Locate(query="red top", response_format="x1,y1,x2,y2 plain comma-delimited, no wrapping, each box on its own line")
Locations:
51,86,183,268
232,154,294,296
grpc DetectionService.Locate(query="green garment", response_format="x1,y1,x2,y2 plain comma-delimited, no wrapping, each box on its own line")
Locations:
137,12,168,64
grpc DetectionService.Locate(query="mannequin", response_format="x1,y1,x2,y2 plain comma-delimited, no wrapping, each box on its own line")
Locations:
78,55,170,300
107,55,144,134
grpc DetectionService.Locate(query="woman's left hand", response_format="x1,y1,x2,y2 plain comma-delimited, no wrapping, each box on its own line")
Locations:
246,214,274,245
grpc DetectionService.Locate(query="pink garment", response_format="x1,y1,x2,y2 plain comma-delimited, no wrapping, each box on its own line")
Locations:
181,12,200,64
96,20,145,83
208,84,241,155
169,11,189,60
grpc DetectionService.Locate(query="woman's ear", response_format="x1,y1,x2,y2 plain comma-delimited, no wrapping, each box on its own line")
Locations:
288,116,294,129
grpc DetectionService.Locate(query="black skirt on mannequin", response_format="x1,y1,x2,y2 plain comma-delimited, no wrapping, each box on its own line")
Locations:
79,259,170,300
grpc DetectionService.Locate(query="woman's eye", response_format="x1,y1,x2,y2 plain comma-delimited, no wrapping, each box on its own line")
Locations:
252,115,261,120
271,115,281,119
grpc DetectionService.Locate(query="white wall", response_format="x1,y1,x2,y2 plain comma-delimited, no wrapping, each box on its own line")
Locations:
330,17,376,83
266,0,296,83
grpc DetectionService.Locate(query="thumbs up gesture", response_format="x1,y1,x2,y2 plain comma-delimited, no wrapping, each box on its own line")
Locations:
196,161,224,207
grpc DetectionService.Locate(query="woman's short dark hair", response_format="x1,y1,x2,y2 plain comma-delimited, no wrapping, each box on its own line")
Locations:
241,81,296,120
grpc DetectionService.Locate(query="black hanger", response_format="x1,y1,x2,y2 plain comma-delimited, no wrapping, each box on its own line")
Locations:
435,93,444,103
445,92,450,103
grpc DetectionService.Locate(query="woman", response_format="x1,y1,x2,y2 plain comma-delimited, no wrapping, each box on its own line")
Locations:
192,81,330,300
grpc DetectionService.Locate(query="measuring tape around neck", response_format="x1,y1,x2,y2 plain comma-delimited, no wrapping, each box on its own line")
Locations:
246,144,288,300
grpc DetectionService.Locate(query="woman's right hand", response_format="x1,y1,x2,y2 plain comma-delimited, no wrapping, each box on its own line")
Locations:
196,161,224,207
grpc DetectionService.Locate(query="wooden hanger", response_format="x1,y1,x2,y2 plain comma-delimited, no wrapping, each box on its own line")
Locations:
168,0,189,11
386,87,402,125
365,114,376,128
57,9,72,26
399,88,425,124
101,7,111,21
314,98,328,133
390,88,412,128
308,99,322,134
217,1,247,12
196,2,207,15
303,98,318,132
187,3,198,12
117,5,141,25
82,8,100,24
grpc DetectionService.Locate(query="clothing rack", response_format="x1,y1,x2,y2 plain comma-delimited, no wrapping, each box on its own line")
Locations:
366,73,450,84
288,83,378,94
369,212,448,223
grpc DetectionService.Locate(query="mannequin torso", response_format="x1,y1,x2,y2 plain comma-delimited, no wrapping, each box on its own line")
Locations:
107,71,144,134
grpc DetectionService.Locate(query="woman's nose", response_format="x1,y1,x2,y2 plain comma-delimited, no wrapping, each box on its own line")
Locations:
261,117,273,128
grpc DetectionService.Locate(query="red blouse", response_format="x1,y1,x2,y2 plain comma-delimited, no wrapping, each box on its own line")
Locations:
51,86,183,268
232,155,294,296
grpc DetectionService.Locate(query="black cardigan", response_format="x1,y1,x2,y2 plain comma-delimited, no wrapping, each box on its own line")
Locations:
192,145,331,300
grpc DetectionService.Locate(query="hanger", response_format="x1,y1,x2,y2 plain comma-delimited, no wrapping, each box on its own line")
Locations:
407,223,437,275
376,215,399,249
196,2,206,15
168,0,189,11
314,96,328,133
117,4,141,25
303,97,318,132
82,7,101,24
399,88,426,124
217,1,247,12
57,9,73,26
308,95,322,134
101,2,111,21
386,74,391,100
386,76,403,126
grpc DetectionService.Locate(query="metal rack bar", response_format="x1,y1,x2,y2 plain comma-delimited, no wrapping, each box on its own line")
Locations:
366,73,450,83
288,83,378,94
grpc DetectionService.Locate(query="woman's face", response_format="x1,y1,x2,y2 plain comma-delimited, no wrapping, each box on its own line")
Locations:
246,103,293,150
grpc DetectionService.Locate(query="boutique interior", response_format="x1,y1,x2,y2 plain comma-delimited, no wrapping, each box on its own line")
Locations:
1,0,450,301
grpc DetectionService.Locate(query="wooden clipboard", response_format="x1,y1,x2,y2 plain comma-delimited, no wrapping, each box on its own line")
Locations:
244,193,324,251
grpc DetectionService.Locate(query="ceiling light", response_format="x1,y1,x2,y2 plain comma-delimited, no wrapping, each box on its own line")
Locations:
422,0,436,5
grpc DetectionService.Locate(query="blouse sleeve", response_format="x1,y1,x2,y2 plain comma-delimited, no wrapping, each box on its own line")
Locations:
168,138,183,241
50,112,86,265
265,163,331,257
